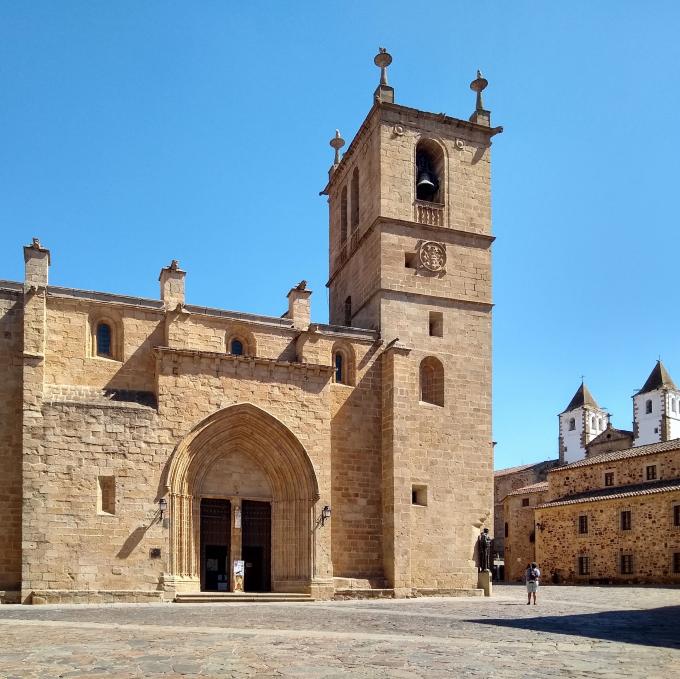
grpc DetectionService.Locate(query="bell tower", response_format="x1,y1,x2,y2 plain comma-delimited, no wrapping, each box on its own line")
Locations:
322,51,502,592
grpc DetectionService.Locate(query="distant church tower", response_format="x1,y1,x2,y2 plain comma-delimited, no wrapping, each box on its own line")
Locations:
559,382,608,464
322,52,501,591
633,361,680,446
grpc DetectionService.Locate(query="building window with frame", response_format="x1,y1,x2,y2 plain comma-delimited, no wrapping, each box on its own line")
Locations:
673,552,680,574
604,472,615,487
620,510,632,531
522,498,530,507
578,556,590,576
344,296,352,327
646,465,657,481
673,504,680,527
350,167,359,234
620,553,634,575
229,338,244,356
95,322,112,357
645,399,653,414
578,515,588,534
504,522,508,538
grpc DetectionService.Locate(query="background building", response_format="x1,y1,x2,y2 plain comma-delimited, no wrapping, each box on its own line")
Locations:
501,363,680,583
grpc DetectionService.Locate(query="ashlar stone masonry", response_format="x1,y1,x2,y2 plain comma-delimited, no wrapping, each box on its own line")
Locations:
0,52,500,604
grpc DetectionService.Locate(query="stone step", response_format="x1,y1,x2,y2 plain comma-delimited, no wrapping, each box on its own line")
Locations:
334,588,395,600
332,577,388,590
414,588,484,597
174,592,314,603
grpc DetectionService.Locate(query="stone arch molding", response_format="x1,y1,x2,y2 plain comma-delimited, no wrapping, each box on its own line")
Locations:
165,403,320,592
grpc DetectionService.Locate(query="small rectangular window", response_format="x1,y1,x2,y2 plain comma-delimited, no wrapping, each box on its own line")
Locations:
97,476,115,515
578,556,590,575
522,498,530,507
620,510,632,531
620,553,633,575
674,504,680,527
673,552,680,574
604,472,614,487
411,484,427,506
578,515,588,534
646,465,657,481
504,522,508,538
405,252,417,269
428,311,443,337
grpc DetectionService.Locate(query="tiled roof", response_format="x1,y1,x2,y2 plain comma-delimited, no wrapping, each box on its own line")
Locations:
494,460,556,477
507,481,549,497
536,478,680,508
553,438,680,471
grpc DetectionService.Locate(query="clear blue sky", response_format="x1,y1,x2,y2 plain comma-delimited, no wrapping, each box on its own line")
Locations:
2,2,679,469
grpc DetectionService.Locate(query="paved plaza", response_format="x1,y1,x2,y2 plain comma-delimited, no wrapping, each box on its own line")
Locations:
0,585,678,678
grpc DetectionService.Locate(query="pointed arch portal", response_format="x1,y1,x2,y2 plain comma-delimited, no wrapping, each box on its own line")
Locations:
166,403,320,593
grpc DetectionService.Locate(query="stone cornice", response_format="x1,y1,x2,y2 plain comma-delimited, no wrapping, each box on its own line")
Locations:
154,346,334,375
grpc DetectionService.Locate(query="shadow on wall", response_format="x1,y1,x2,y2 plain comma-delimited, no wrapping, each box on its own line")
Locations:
467,605,680,650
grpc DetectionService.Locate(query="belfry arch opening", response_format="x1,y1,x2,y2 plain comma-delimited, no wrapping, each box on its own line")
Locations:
165,404,320,594
415,139,445,204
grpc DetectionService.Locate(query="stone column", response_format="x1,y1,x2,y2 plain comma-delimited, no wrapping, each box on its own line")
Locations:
381,344,413,596
21,239,50,603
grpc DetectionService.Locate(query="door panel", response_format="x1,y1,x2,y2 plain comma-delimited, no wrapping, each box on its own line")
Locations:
242,500,271,592
200,498,231,591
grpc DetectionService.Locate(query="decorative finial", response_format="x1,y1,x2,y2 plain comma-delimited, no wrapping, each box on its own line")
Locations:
470,69,489,112
329,129,345,167
374,47,392,86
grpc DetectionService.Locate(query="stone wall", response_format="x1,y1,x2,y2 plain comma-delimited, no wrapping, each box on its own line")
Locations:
548,448,679,499
494,461,558,557
535,491,680,584
503,485,548,582
0,289,23,591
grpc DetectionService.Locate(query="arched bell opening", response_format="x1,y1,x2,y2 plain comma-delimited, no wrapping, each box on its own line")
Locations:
415,139,445,204
165,404,321,595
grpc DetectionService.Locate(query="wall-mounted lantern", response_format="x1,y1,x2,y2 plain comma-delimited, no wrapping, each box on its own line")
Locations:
158,497,168,519
321,505,332,526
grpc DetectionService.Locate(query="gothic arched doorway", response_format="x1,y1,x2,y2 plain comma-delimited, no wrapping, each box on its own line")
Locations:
165,403,320,594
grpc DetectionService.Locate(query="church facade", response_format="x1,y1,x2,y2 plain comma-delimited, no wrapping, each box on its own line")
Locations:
0,52,500,604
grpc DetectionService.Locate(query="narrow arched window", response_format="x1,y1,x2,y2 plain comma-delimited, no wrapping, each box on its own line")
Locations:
672,398,677,413
340,186,348,246
96,322,112,357
569,418,576,431
646,399,653,414
344,296,352,327
591,416,596,429
334,352,345,384
351,168,359,233
230,339,244,356
420,356,444,406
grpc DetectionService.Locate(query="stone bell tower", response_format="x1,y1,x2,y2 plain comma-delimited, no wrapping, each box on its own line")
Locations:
322,51,501,592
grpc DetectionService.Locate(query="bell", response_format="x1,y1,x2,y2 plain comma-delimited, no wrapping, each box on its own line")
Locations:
416,170,437,200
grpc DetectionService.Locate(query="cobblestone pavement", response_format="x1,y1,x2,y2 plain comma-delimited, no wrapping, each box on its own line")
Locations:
0,585,678,678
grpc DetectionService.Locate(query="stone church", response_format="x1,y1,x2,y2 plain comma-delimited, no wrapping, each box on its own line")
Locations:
0,51,501,604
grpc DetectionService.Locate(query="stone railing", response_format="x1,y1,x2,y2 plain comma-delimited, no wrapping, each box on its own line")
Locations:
415,200,445,227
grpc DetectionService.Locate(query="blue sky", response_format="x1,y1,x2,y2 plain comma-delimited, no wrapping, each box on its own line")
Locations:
1,2,679,469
